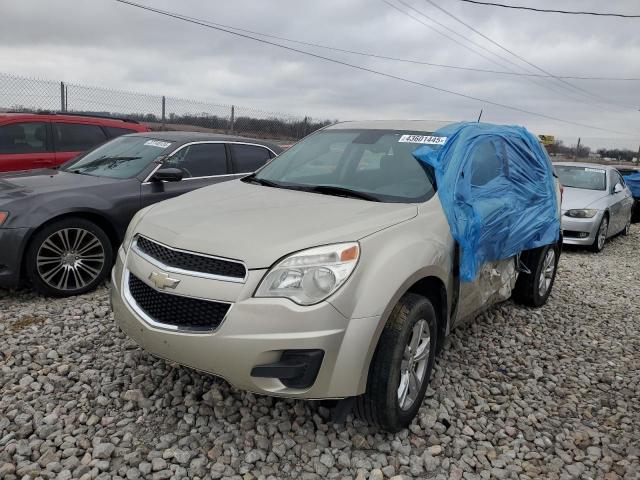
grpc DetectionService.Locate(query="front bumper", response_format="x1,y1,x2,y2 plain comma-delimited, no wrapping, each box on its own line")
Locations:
561,211,601,246
0,227,31,287
110,247,380,399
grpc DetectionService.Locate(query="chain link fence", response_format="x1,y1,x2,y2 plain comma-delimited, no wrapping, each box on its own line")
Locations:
0,72,331,141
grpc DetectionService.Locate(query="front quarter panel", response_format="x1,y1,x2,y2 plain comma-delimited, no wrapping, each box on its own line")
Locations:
328,199,453,394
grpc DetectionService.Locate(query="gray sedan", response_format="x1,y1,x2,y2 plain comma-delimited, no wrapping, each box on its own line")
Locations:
555,162,634,252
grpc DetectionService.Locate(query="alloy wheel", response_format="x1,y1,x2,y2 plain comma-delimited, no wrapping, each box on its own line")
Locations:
36,228,106,291
398,319,430,411
538,248,556,297
597,218,608,250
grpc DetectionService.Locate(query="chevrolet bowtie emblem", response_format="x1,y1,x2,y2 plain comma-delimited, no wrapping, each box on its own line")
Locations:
149,271,180,290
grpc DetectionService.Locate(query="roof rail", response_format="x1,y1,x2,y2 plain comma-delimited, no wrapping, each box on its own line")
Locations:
5,110,140,124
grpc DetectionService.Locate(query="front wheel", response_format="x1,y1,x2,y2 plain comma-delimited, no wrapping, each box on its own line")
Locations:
512,244,559,307
590,215,608,252
355,293,438,432
25,218,113,297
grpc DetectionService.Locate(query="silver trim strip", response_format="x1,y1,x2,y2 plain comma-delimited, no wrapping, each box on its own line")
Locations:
132,235,248,283
142,140,277,183
122,269,233,333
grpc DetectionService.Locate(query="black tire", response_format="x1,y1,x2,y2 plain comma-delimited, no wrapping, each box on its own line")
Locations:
355,293,438,432
590,215,608,253
25,218,113,297
512,244,559,308
622,215,631,236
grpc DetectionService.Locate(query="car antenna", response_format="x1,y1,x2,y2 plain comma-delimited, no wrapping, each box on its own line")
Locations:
477,109,483,122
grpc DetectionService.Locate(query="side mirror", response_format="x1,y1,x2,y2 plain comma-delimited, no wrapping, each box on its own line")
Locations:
152,167,183,182
613,183,623,194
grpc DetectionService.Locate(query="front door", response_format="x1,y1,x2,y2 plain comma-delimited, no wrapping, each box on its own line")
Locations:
140,142,237,208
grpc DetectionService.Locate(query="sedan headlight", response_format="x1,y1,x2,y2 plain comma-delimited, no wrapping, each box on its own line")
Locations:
565,209,598,218
0,211,8,226
255,242,360,305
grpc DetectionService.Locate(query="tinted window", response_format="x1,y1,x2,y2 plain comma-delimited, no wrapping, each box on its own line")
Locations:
54,123,107,151
164,143,228,177
0,122,48,154
105,126,138,138
61,136,173,179
232,144,271,172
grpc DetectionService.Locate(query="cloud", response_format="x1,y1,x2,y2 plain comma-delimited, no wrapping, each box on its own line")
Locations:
0,0,638,149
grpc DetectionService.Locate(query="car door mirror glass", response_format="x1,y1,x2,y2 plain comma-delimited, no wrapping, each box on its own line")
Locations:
152,167,183,182
613,183,623,194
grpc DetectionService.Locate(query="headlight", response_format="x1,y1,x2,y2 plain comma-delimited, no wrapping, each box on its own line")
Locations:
565,209,598,218
122,206,153,252
0,211,8,226
255,242,360,305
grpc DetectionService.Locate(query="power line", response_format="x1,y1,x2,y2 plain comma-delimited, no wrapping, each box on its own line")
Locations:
454,0,640,18
385,0,628,111
146,4,640,81
111,0,636,136
422,0,630,110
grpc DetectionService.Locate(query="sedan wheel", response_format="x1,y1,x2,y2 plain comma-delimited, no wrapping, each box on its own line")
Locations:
26,218,113,297
37,228,106,291
591,216,608,252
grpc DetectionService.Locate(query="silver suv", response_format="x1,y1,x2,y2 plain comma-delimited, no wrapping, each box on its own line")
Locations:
111,120,562,431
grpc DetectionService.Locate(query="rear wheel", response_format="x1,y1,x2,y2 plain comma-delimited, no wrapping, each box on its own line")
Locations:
25,218,113,297
512,244,559,307
355,293,437,432
590,215,608,252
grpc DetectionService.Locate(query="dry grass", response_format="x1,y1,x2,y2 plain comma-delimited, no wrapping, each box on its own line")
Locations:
9,314,46,332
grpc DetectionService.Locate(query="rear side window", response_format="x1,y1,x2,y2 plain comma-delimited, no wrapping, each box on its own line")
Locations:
54,123,108,152
104,126,138,138
0,122,49,154
164,143,229,177
231,144,272,172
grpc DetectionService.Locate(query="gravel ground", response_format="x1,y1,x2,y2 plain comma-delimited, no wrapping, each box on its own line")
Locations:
1,227,639,480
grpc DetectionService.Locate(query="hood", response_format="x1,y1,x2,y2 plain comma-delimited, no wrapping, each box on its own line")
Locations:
561,186,609,211
137,180,419,268
0,169,120,201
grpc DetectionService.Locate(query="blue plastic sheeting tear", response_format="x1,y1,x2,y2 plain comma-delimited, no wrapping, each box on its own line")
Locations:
623,172,640,198
413,122,560,282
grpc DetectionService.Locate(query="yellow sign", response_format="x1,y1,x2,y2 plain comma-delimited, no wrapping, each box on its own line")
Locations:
538,135,555,146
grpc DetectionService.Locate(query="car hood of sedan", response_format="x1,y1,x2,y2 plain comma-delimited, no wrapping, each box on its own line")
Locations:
0,168,119,200
561,186,609,211
136,179,419,269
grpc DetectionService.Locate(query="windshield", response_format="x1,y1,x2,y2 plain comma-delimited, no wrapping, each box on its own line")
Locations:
250,129,437,202
61,136,174,178
555,165,606,191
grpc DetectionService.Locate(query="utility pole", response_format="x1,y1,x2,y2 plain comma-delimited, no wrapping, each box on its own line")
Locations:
60,82,65,112
161,96,166,129
576,137,581,159
230,105,235,134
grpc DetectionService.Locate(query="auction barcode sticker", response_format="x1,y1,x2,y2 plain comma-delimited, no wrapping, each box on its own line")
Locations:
144,140,172,148
585,167,605,173
398,135,447,145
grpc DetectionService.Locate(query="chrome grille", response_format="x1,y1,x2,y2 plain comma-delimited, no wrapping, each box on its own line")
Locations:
135,236,246,280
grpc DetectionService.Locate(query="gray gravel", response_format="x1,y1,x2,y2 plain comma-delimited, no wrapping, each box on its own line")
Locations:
1,226,639,480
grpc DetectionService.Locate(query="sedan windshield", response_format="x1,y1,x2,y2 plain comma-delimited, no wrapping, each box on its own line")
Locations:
61,136,174,179
248,129,437,203
555,165,606,191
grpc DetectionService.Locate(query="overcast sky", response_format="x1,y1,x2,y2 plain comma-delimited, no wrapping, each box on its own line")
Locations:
0,0,638,150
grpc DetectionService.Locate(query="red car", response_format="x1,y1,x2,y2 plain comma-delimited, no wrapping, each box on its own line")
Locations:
0,112,149,172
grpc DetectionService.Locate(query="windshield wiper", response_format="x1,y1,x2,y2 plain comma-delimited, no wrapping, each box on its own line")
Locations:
307,185,381,202
242,174,282,188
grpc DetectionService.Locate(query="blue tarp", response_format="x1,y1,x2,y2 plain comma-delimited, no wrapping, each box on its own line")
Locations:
623,172,640,198
413,122,560,282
